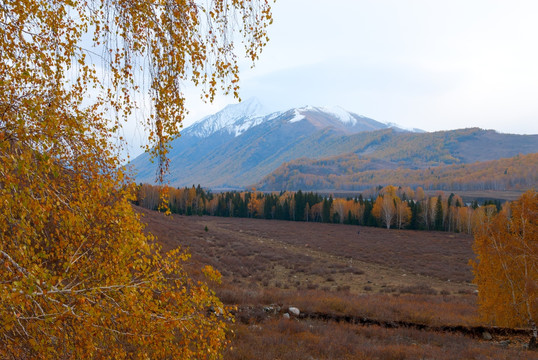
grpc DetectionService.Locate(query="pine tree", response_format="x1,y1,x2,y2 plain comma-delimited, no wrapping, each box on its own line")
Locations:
434,195,444,231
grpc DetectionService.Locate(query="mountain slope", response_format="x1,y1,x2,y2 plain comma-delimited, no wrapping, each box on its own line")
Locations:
129,101,538,190
129,100,391,187
255,152,538,192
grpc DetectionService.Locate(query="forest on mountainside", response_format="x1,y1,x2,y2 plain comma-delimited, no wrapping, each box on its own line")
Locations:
130,121,538,189
256,152,538,192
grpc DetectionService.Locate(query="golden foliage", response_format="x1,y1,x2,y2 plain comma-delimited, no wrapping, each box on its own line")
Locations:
472,191,537,335
372,193,396,229
260,152,538,192
1,0,272,358
0,141,232,359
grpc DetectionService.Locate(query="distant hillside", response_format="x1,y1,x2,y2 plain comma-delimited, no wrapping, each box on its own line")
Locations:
129,99,393,187
256,152,538,192
341,127,538,167
129,100,538,189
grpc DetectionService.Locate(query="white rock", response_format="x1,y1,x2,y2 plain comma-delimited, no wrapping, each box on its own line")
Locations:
289,307,300,316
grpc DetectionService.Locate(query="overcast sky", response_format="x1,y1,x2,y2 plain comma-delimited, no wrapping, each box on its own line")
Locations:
184,0,538,131
124,1,538,159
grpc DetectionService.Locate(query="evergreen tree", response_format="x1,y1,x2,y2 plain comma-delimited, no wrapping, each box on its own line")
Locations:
408,200,420,229
295,190,305,221
434,195,444,231
322,196,332,223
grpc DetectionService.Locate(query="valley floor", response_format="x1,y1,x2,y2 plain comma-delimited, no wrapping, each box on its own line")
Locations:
138,207,537,359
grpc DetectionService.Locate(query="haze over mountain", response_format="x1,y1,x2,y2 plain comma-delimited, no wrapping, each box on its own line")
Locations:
129,99,538,190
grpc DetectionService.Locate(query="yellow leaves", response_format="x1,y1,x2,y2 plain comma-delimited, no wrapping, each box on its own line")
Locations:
1,0,271,357
202,265,222,284
472,190,538,329
28,338,39,348
372,194,396,229
1,145,228,357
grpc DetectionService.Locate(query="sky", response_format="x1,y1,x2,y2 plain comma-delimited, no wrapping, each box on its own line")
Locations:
125,0,538,158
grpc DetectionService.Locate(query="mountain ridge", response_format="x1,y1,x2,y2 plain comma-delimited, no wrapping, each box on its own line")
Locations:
254,152,538,192
128,101,538,190
129,100,394,187
183,98,395,139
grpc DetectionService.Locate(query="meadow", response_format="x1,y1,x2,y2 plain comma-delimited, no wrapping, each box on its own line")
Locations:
138,206,537,359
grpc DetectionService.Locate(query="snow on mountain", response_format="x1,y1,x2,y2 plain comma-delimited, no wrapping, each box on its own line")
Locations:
321,106,356,124
314,106,359,125
386,122,424,133
184,99,418,139
187,98,273,138
289,109,306,123
289,105,373,126
130,100,433,188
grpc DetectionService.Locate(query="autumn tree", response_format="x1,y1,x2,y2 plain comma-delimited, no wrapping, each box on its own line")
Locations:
372,194,396,229
395,198,411,229
472,190,537,348
311,202,323,222
138,183,161,210
421,196,435,230
247,189,264,218
0,0,272,358
332,198,346,224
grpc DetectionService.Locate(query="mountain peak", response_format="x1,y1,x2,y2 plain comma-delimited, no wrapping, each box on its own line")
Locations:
184,100,412,139
220,97,267,118
295,105,364,126
186,98,270,138
285,105,389,134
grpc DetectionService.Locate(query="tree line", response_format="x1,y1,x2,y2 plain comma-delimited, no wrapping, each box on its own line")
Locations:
135,184,505,234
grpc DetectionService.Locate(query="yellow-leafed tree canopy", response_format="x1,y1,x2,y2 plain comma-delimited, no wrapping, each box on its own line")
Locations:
472,190,537,347
0,0,272,358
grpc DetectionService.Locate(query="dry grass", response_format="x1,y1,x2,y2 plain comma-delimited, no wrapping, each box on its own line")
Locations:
215,285,478,327
140,207,476,292
225,319,537,360
137,206,537,357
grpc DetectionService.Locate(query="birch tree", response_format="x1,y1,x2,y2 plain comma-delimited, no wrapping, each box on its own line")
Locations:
373,195,396,229
472,191,537,348
0,0,273,358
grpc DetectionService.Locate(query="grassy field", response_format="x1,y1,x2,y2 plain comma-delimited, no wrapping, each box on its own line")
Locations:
138,206,537,359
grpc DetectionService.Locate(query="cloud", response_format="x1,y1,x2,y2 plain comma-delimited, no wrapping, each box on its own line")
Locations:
171,1,538,140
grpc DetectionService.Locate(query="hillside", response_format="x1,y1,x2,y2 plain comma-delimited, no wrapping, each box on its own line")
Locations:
256,152,538,191
335,127,538,168
129,100,393,187
129,100,538,189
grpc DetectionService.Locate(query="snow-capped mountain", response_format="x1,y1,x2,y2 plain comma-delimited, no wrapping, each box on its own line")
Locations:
187,98,270,138
128,100,538,189
289,105,366,125
128,100,405,188
184,98,394,139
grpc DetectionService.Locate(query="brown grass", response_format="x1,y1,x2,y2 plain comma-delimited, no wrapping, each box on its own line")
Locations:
215,285,477,327
137,206,537,357
225,319,537,360
140,207,476,290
